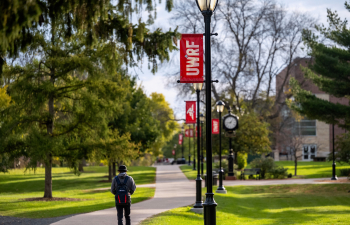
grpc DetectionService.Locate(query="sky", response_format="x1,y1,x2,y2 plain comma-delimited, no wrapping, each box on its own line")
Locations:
135,0,349,118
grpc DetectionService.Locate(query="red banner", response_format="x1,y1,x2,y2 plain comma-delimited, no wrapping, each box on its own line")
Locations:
196,126,201,137
189,128,194,138
180,34,204,83
172,150,175,155
212,119,219,134
179,134,183,145
185,129,190,137
186,101,196,124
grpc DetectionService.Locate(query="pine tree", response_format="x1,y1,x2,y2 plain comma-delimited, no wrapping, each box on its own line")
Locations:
290,2,350,130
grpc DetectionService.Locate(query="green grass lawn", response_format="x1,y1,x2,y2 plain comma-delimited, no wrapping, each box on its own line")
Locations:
179,165,205,180
142,184,350,225
0,166,155,218
181,161,350,180
274,161,350,178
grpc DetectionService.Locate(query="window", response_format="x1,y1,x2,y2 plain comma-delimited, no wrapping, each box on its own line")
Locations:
303,145,317,161
293,119,316,136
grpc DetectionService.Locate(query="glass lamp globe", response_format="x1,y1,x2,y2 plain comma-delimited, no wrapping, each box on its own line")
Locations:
216,100,225,113
195,0,219,12
193,83,204,91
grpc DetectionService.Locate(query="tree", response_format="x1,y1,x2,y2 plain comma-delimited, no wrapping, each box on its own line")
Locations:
0,27,134,198
290,2,350,164
148,93,178,156
0,0,179,198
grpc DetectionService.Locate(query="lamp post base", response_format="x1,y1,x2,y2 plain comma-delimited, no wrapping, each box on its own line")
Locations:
216,169,225,193
331,162,338,180
203,193,217,225
190,208,203,214
215,189,227,194
193,175,203,208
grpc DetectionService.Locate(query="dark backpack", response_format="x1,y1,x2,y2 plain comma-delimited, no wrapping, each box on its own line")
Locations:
114,176,131,205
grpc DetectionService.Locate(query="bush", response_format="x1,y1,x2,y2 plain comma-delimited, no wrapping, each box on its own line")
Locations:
250,157,275,179
339,169,350,177
288,173,293,178
237,152,248,170
270,166,288,179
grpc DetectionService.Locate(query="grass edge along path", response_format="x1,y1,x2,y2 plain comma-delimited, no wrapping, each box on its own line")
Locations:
142,184,350,225
0,166,156,218
180,161,350,180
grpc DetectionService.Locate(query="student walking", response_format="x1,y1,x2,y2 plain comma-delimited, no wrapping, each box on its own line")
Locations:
111,165,136,225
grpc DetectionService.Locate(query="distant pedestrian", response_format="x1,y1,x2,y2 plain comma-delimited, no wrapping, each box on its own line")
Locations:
111,165,136,225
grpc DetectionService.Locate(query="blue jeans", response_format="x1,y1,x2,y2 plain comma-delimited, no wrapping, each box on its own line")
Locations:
116,204,131,225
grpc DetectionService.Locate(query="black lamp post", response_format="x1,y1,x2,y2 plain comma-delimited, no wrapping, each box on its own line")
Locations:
188,126,191,166
331,123,338,180
195,0,219,223
193,123,196,170
216,100,226,193
193,83,203,209
181,126,185,162
200,113,205,176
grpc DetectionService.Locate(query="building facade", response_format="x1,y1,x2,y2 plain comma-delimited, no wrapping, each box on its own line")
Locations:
275,58,347,161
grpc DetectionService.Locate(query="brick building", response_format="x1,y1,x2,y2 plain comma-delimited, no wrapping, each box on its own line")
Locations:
275,58,348,161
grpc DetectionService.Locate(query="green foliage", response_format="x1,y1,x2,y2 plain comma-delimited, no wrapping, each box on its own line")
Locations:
269,166,288,179
236,152,248,170
250,157,275,179
331,133,350,165
0,85,11,110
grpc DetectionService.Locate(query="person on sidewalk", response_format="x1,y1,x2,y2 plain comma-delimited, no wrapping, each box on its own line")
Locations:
111,165,136,225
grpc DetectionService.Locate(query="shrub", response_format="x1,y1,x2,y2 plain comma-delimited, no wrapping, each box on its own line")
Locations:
250,157,275,179
288,173,293,178
339,169,350,177
237,152,248,170
270,166,288,179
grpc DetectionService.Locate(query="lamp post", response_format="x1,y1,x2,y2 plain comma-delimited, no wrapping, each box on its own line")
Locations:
188,127,191,166
193,123,196,170
200,113,205,176
181,126,185,162
174,144,177,164
193,83,203,209
216,100,226,193
331,123,338,180
195,0,219,223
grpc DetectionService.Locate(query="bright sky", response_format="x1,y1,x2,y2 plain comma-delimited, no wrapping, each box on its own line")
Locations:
135,0,348,118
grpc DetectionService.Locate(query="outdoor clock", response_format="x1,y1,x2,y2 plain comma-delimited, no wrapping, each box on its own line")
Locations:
222,110,239,132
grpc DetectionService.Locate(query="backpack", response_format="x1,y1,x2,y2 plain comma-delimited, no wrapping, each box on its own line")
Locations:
114,176,131,206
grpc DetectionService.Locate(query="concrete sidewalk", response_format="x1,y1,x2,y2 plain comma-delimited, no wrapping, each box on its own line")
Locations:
51,165,195,225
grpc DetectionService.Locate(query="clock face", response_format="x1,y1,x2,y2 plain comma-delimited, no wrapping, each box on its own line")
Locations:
224,116,237,130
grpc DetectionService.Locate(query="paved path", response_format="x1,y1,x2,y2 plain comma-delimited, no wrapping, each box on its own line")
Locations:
51,165,195,225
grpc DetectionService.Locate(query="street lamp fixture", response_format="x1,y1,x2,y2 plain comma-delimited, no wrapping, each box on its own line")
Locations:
195,0,219,223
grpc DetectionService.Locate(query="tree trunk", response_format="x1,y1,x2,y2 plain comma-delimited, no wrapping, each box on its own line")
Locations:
44,75,55,198
43,154,52,198
78,162,84,172
112,162,116,177
294,154,297,176
108,163,112,181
